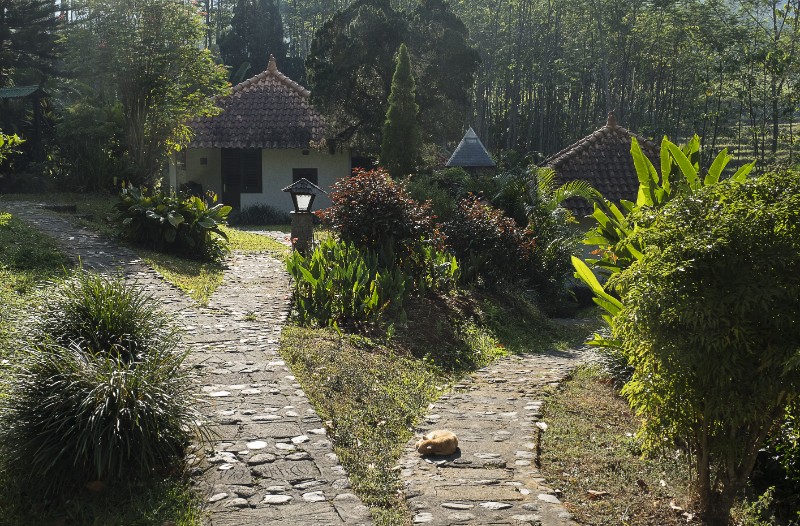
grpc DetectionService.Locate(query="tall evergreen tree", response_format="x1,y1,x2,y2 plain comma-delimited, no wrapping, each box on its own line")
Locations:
381,43,421,178
0,0,59,88
219,0,287,83
306,0,408,152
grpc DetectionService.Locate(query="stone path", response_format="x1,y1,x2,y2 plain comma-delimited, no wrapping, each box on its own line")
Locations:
399,347,586,526
2,202,372,526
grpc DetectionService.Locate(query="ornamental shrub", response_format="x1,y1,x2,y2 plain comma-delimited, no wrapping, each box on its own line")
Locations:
115,185,231,262
316,167,435,256
440,195,535,287
609,171,800,525
0,273,203,495
233,203,291,225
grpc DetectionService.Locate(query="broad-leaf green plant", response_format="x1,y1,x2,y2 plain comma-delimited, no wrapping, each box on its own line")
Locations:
286,237,410,332
582,134,755,278
0,131,24,163
115,185,231,262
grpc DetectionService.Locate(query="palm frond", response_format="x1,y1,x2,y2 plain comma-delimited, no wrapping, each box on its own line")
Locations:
551,179,601,208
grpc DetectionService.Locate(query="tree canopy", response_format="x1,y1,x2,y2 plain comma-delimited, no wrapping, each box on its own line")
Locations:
218,0,287,83
64,0,229,185
305,0,478,153
0,0,59,88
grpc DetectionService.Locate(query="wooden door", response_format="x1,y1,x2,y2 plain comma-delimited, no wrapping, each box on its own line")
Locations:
221,148,242,209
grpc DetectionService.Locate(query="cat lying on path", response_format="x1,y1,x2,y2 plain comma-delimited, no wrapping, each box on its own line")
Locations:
415,430,459,456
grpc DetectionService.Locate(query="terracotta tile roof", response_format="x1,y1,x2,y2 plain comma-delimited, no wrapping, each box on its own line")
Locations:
188,56,325,149
446,127,496,167
543,114,660,217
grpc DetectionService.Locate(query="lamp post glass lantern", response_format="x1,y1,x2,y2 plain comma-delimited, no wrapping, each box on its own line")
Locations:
282,178,326,252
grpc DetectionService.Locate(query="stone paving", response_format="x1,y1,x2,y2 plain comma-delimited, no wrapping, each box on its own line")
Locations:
2,202,372,526
399,347,586,526
4,201,589,526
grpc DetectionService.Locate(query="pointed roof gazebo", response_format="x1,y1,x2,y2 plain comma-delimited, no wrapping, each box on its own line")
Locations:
0,85,49,161
446,127,496,168
543,113,660,216
187,55,325,150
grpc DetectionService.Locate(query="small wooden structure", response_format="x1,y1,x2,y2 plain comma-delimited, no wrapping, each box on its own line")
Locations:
0,85,48,161
446,127,496,172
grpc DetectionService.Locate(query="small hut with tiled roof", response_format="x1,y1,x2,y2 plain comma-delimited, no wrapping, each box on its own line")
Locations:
543,113,659,217
169,56,350,211
446,127,496,171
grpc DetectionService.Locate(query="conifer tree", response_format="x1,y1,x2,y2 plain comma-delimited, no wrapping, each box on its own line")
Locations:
0,0,60,88
381,43,421,178
219,0,287,82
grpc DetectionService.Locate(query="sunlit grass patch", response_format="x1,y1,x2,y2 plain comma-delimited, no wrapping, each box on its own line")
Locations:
141,250,223,305
280,326,442,525
221,225,289,254
539,365,694,526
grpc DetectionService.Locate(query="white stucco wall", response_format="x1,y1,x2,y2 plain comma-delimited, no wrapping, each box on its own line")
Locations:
169,148,222,195
172,148,349,212
242,149,349,212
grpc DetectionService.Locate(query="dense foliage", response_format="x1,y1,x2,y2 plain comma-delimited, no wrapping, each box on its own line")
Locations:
34,271,180,364
317,168,435,255
0,132,24,164
0,0,59,89
305,0,478,152
286,237,409,331
608,172,800,525
62,0,229,185
0,273,202,495
218,0,288,83
381,43,421,178
115,186,231,262
298,168,460,332
440,195,535,287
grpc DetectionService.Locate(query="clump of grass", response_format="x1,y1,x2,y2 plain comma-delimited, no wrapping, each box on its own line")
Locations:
0,273,205,496
34,270,179,363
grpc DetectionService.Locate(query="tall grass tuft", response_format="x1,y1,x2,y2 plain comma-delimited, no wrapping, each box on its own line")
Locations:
0,271,204,495
33,270,179,363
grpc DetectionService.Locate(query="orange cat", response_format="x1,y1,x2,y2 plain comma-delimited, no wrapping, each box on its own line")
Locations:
415,430,459,456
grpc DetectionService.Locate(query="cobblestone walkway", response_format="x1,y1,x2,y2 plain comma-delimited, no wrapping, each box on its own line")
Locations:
2,202,372,526
399,347,585,526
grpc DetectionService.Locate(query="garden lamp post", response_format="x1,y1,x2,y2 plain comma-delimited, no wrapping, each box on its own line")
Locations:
282,178,326,254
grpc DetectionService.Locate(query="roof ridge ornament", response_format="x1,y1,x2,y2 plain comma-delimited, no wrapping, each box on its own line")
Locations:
606,111,617,128
268,54,278,73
